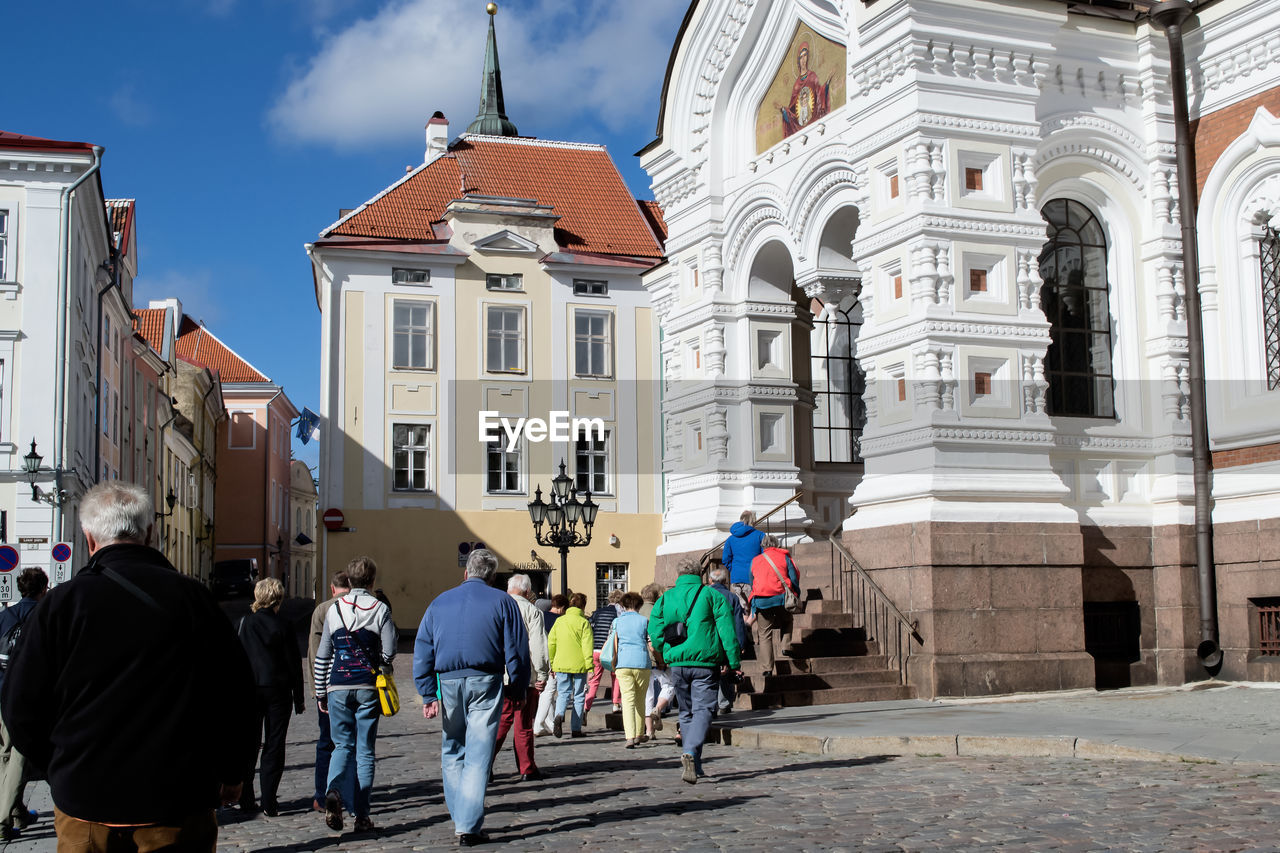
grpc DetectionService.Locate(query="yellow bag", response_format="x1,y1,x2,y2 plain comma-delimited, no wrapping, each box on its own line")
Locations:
376,670,400,717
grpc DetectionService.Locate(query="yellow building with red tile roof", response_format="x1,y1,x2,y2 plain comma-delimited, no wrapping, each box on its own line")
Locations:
307,11,666,625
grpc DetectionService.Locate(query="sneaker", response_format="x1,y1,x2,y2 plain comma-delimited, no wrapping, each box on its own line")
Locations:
353,816,375,833
681,753,697,785
553,715,563,739
324,790,344,831
649,710,663,732
624,738,636,749
11,810,36,830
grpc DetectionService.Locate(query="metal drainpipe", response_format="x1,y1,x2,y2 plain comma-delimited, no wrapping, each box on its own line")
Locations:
92,246,121,484
1151,0,1221,669
262,389,283,579
54,145,104,543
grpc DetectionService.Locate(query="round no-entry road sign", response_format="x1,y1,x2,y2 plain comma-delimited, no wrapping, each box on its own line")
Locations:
52,543,72,563
322,508,345,531
0,546,18,573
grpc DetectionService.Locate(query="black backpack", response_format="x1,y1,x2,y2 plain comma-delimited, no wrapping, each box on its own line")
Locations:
0,607,29,672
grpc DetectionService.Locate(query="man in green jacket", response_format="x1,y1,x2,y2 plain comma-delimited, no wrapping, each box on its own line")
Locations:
648,559,742,784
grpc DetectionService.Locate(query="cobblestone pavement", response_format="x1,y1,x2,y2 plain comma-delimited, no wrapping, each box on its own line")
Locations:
13,700,1280,852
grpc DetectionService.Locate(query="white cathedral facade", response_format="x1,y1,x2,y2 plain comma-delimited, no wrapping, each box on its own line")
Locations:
641,0,1280,695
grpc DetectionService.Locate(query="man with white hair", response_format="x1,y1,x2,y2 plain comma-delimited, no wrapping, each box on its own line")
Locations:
1,481,256,849
414,549,530,846
491,574,549,781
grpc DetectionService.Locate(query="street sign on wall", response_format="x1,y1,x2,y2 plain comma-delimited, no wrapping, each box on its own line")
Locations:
51,542,73,585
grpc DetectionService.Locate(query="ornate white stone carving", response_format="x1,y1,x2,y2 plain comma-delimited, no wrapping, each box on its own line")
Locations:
1162,355,1190,422
703,242,724,294
726,205,785,270
704,323,726,377
707,406,729,461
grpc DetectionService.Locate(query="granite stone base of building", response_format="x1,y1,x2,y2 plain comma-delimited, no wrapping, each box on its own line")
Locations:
662,516,1280,699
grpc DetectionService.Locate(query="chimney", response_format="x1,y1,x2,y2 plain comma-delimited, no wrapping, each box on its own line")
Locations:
149,297,183,339
425,111,448,165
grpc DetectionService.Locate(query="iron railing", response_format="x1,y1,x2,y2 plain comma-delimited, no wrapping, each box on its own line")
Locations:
828,533,922,684
699,492,804,569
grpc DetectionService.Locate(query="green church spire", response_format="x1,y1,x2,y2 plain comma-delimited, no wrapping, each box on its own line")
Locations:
467,3,519,137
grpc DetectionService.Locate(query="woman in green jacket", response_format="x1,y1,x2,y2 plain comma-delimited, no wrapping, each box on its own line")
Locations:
547,593,593,738
648,560,742,784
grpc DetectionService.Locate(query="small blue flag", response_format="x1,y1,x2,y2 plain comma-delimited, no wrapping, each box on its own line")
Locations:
296,408,321,445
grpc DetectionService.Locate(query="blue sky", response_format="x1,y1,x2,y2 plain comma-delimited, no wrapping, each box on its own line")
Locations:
8,0,688,470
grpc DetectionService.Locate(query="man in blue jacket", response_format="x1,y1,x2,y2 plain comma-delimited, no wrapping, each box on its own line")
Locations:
720,510,764,613
414,549,530,847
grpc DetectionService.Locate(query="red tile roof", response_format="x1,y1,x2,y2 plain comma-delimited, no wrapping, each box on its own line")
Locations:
175,316,269,383
0,130,95,152
133,307,168,352
329,136,663,260
105,199,135,256
638,199,667,244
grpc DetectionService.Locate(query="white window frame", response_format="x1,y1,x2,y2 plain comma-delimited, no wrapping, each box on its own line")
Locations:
486,273,523,292
574,309,613,378
574,429,612,495
0,209,9,281
573,278,608,297
391,422,432,492
392,299,436,371
486,305,526,374
485,438,524,495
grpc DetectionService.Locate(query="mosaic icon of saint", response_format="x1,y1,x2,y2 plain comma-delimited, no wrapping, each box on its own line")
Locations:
780,42,832,137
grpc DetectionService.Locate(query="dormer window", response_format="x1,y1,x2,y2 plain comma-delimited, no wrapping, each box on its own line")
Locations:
487,273,523,291
573,279,608,297
392,268,430,286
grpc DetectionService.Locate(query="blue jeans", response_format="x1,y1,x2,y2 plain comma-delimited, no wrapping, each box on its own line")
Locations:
554,672,587,732
326,688,381,817
670,666,718,774
439,674,504,836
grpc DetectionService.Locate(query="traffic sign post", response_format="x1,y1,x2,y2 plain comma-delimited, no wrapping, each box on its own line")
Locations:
322,508,349,532
51,542,73,585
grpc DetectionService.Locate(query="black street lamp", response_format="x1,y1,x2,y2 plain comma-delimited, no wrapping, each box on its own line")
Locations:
154,489,178,518
22,439,67,506
528,459,597,598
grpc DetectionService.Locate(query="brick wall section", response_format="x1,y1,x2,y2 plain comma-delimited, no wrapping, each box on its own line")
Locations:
1212,441,1280,468
1191,87,1280,199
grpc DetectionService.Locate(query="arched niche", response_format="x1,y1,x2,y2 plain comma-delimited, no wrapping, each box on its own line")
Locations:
747,239,798,302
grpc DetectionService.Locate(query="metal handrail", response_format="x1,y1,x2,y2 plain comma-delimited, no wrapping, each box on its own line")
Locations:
828,533,921,641
698,492,805,567
827,532,922,683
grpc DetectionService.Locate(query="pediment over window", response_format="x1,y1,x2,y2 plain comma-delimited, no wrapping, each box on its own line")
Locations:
472,229,542,254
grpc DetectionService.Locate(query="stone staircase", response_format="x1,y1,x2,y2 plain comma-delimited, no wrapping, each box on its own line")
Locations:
604,538,916,730
733,587,914,710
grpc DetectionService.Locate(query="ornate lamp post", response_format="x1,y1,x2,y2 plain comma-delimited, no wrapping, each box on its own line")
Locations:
527,460,598,598
22,439,68,507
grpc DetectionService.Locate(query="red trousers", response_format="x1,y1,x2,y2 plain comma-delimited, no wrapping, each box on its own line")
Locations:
493,685,539,775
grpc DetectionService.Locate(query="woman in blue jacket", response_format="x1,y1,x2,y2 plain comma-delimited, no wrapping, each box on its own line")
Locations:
604,592,653,748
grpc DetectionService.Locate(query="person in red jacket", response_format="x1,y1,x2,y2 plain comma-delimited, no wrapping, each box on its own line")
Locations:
748,535,800,677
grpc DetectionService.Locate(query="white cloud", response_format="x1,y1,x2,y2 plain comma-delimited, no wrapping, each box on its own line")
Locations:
266,0,686,149
107,85,153,128
133,268,223,327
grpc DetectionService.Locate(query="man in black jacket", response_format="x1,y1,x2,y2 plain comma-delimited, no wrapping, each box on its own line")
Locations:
0,567,46,840
1,481,256,850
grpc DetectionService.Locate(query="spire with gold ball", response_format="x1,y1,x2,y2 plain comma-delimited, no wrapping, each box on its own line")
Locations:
467,3,519,137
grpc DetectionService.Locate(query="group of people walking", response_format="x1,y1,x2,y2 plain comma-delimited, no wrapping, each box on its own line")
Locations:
0,481,801,850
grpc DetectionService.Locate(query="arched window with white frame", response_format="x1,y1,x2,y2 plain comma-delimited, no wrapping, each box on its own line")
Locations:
1038,198,1116,418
